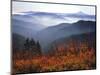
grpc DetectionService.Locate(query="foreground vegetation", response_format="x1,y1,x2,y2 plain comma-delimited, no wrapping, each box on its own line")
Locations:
12,38,96,74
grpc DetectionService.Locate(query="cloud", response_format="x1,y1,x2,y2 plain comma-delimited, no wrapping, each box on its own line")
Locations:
12,1,95,15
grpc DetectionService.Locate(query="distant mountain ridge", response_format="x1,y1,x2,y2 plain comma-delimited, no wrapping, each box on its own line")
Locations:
12,20,96,54
12,11,96,53
12,18,45,38
12,11,95,38
13,11,95,21
14,11,95,18
35,20,96,53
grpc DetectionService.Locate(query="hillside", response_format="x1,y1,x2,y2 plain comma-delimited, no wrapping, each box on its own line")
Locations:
35,20,96,53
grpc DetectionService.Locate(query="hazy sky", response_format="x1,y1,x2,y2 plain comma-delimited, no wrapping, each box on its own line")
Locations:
12,1,95,15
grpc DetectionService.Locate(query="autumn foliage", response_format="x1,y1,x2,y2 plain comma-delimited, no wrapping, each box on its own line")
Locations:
12,37,96,74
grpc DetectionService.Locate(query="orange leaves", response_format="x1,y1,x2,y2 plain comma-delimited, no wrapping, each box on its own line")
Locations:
13,39,96,73
13,48,96,73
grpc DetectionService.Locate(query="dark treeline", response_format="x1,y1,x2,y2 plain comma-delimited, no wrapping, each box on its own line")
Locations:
13,37,42,60
24,38,42,55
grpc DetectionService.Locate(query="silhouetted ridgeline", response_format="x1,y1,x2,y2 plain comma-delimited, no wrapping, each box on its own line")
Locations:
35,20,96,53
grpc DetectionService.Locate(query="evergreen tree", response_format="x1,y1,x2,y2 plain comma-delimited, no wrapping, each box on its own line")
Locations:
37,41,41,50
24,38,42,55
30,38,35,46
24,38,30,50
36,41,42,55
